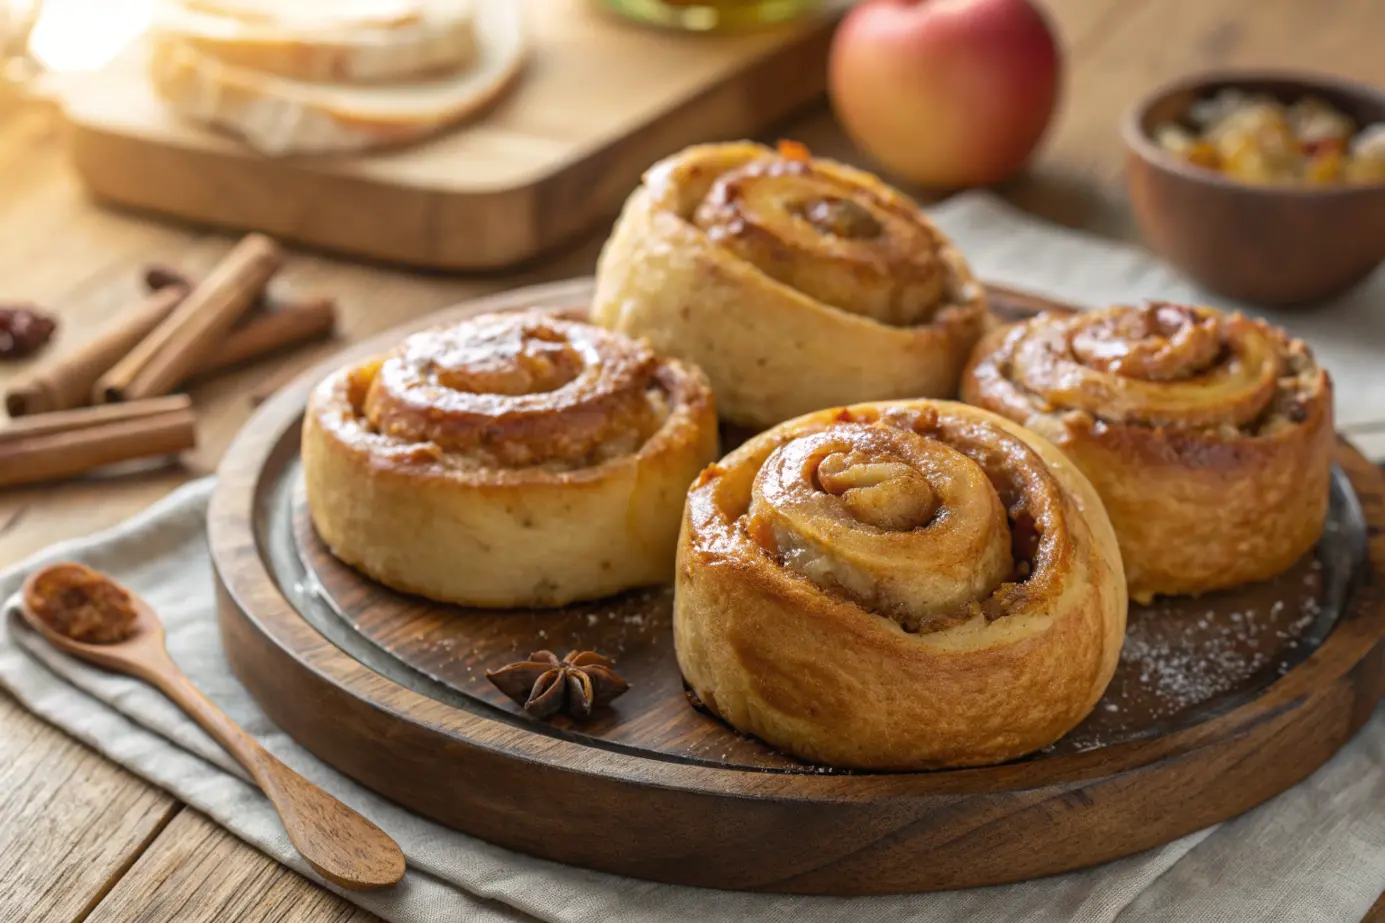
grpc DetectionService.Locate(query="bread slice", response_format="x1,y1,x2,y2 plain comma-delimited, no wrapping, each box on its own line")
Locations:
148,0,525,156
177,0,425,29
153,0,478,85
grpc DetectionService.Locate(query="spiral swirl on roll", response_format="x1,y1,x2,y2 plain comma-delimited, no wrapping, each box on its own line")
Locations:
962,302,1333,601
691,145,948,326
1002,302,1285,430
303,309,718,608
592,141,988,429
674,400,1126,770
353,311,670,469
744,422,1017,634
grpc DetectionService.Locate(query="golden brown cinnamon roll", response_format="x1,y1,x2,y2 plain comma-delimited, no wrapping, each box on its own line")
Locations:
674,400,1126,770
303,310,718,607
962,302,1333,602
591,141,988,430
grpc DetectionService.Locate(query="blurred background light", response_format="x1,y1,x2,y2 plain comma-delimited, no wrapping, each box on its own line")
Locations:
28,0,151,72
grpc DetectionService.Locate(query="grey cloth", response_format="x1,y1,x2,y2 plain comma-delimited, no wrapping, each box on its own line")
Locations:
2,193,1385,922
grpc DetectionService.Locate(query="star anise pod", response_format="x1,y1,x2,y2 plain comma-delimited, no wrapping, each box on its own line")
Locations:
485,650,630,720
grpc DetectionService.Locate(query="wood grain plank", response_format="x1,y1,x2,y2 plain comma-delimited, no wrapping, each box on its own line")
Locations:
1363,891,1385,923
0,693,177,923
1047,0,1155,55
84,810,381,923
1011,0,1385,237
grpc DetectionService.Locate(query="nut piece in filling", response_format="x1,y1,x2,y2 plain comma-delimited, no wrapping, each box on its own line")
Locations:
674,399,1126,770
302,309,719,609
962,301,1333,602
25,562,138,644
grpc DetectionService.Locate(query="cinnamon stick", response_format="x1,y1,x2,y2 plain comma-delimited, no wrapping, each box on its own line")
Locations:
4,285,188,417
141,261,336,381
96,234,282,404
0,397,196,488
0,395,192,443
198,297,336,379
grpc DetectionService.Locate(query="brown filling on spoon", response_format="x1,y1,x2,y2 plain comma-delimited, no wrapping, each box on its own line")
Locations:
26,563,137,644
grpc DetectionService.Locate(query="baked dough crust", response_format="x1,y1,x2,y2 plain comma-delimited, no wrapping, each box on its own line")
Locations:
303,309,718,607
674,399,1126,770
591,141,989,430
962,302,1333,602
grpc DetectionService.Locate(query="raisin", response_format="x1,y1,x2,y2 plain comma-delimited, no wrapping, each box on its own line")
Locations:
143,264,192,292
0,304,57,359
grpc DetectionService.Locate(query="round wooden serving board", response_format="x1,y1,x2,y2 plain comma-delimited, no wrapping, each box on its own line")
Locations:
210,278,1385,895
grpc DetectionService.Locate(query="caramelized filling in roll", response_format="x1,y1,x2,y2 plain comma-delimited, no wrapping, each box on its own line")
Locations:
592,141,988,429
351,312,672,470
692,148,949,326
674,400,1126,770
963,302,1332,601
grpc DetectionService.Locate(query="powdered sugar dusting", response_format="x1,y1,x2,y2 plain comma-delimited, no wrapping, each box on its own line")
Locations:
1056,556,1330,754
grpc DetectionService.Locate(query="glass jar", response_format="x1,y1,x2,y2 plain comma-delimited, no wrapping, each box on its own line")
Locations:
596,0,826,33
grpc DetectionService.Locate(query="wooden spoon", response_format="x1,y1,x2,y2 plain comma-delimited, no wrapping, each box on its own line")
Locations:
18,564,406,890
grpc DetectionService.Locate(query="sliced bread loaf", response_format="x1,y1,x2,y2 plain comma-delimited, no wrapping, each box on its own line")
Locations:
153,0,478,84
177,0,425,29
148,0,524,156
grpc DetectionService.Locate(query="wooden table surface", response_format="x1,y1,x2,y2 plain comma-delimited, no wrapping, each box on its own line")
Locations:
2,1,1383,920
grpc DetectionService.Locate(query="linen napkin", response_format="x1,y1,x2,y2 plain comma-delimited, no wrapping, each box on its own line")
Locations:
3,192,1385,923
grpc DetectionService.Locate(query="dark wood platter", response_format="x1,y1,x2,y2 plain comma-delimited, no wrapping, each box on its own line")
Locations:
210,278,1385,895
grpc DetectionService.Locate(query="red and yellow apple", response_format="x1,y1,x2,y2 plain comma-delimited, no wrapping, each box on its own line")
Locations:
829,0,1062,187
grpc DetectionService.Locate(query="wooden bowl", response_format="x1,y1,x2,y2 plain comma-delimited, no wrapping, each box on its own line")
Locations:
1123,71,1385,306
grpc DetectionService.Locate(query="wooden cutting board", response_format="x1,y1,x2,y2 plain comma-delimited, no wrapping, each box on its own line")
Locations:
59,2,842,271
209,278,1385,894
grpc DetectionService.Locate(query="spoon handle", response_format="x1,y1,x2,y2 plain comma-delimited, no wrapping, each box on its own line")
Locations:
138,650,406,889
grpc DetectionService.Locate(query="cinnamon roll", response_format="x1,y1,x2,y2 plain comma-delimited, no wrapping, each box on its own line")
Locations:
591,141,989,430
962,302,1333,602
302,310,718,608
674,400,1126,770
